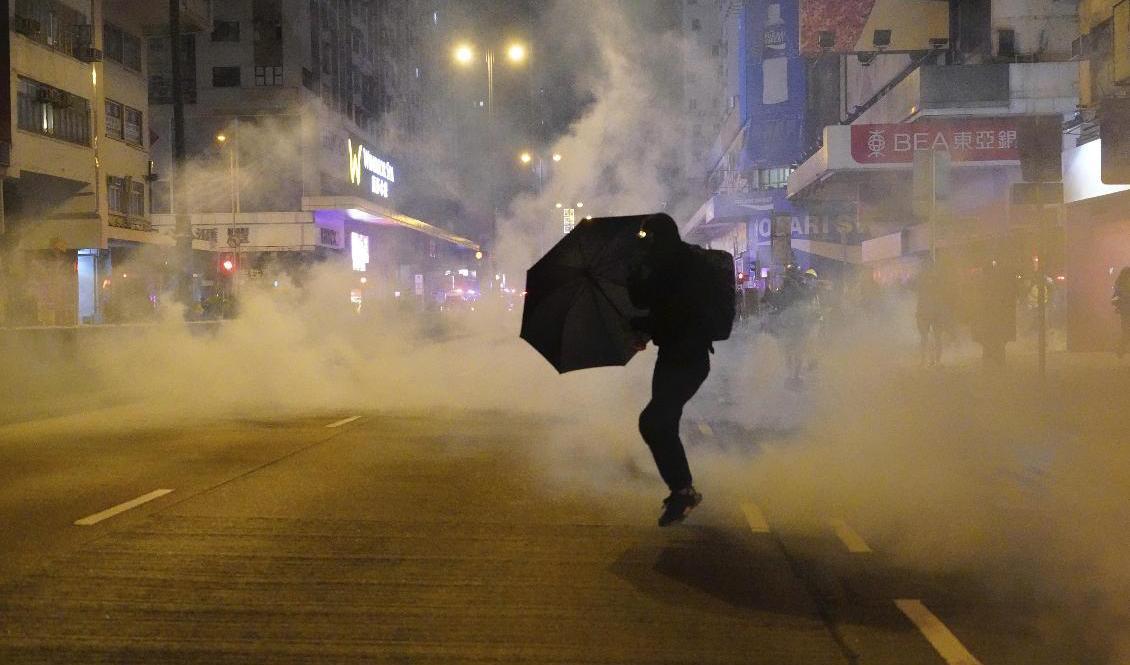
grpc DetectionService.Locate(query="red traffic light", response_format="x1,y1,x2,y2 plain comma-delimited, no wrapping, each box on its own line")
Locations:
221,258,235,272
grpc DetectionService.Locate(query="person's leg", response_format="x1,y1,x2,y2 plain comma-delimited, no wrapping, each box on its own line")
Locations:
639,349,710,492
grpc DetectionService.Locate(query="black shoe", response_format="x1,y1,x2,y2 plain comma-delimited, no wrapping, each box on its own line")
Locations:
658,486,702,527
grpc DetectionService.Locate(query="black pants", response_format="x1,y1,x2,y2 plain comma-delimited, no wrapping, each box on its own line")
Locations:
639,347,710,492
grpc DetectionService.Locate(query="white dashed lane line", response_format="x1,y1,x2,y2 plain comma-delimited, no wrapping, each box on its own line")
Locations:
74,489,174,526
829,518,873,553
326,415,362,428
895,599,984,665
740,501,771,533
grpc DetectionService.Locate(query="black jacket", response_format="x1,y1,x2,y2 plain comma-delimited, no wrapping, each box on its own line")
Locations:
628,242,712,358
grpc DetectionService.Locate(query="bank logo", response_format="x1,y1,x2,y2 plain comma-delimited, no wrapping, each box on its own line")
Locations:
867,129,887,158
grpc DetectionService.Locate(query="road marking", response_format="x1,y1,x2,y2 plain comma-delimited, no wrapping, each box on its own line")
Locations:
74,489,174,526
741,501,770,533
830,518,873,553
326,415,362,428
895,599,984,665
696,421,714,437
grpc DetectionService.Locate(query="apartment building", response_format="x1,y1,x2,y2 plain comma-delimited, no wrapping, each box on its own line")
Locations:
0,0,200,325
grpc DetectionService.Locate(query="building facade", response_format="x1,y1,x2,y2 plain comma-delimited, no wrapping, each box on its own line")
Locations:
786,0,1078,292
0,0,195,325
144,0,480,307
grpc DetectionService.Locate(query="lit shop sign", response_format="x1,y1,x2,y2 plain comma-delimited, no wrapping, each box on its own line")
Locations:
850,119,1020,164
347,139,396,198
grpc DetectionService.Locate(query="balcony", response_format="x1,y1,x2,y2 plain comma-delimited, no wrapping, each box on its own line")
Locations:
853,61,1079,125
103,0,212,34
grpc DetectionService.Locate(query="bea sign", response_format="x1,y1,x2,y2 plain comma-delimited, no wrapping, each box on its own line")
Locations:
347,139,395,198
850,119,1020,164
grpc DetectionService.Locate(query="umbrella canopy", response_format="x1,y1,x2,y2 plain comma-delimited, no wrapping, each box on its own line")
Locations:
521,215,651,373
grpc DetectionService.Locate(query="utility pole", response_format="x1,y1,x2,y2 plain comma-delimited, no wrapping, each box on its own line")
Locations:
170,0,192,306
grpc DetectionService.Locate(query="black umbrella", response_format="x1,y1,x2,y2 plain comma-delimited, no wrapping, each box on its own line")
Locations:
521,214,651,373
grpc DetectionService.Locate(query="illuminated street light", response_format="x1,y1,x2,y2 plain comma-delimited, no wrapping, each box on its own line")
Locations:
507,43,527,63
359,276,368,284
552,153,562,162
576,201,584,208
585,215,593,220
519,152,532,164
215,133,226,143
555,202,563,209
453,44,475,65
475,250,484,260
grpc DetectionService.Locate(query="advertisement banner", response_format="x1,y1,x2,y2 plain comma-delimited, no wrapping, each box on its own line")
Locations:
850,119,1020,165
743,0,807,169
799,0,949,55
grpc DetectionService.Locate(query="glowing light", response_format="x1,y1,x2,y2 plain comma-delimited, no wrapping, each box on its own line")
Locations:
555,202,563,209
359,276,368,284
394,290,402,297
474,250,483,260
585,215,593,220
273,280,279,287
454,44,475,64
506,43,527,63
519,152,532,164
638,230,647,239
121,273,128,278
222,259,234,272
576,201,584,208
351,232,370,271
216,133,227,143
552,153,562,162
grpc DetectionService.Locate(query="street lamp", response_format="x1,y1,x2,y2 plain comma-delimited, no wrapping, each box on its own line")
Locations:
519,151,532,164
215,131,240,216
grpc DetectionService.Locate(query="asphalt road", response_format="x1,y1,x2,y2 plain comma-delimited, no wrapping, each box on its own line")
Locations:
0,406,1095,664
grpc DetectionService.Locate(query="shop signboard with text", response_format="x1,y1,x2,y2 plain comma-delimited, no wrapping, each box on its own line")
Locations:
347,138,397,201
850,120,1020,165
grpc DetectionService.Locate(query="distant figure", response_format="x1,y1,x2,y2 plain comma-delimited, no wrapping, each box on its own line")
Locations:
628,214,711,527
915,261,952,368
971,262,1017,369
769,265,819,387
1113,267,1130,357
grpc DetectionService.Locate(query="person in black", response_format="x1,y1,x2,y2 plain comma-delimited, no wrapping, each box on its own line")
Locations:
1113,267,1130,357
628,214,710,527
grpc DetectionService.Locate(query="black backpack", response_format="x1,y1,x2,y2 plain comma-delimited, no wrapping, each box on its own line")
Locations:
689,245,736,342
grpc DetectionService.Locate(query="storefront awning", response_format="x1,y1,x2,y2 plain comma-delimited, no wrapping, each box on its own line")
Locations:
302,196,480,251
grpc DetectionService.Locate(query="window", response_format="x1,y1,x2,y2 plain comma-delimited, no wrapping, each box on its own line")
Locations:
104,22,142,71
755,167,793,190
105,99,123,139
17,77,91,146
15,0,85,57
128,180,144,216
212,66,241,87
107,176,126,214
320,228,338,246
255,65,283,86
212,20,240,42
227,227,250,244
692,18,701,31
124,107,142,146
122,32,141,70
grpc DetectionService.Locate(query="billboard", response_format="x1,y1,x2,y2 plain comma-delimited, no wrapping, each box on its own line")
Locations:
743,0,807,169
799,0,949,55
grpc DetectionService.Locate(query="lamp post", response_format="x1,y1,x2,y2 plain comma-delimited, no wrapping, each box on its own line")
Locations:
453,40,528,294
215,128,240,218
518,150,561,192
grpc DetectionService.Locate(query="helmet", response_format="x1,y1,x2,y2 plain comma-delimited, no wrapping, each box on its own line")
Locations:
804,268,819,278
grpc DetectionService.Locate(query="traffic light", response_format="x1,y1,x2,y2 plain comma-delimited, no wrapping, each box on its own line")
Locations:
1017,115,1063,183
220,256,235,274
1100,97,1130,184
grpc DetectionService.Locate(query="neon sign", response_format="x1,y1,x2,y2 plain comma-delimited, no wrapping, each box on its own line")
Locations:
347,139,396,199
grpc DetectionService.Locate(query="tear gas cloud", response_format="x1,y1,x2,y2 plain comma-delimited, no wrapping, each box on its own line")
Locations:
1,2,1128,660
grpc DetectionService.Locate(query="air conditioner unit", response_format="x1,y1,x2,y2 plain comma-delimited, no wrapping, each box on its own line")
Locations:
75,46,103,63
14,17,41,37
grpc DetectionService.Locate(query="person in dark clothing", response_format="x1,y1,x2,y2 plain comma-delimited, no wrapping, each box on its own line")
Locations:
628,214,711,527
1113,267,1130,357
971,261,1018,369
